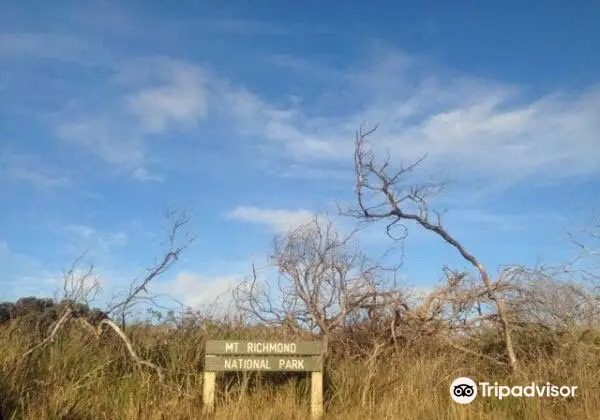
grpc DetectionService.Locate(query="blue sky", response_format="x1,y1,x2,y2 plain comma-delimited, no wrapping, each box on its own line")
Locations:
1,0,599,311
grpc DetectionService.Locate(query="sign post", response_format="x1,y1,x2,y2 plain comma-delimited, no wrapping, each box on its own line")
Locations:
203,340,325,418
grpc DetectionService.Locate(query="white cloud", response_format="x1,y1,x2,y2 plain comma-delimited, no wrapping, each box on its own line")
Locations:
0,152,72,189
56,115,151,178
44,43,599,187
8,167,71,188
62,223,129,260
225,206,316,232
132,167,163,182
66,224,128,244
216,48,600,187
124,59,209,134
381,86,600,184
160,271,241,309
60,266,105,301
218,86,341,160
54,58,208,180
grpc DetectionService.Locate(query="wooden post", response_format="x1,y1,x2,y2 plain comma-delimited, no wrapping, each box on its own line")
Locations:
311,371,323,419
203,371,216,413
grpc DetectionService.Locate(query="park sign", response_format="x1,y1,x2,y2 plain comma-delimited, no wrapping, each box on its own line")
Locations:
204,340,324,372
205,340,323,372
203,339,325,418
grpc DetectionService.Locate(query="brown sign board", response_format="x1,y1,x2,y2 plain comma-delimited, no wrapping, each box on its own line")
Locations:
204,355,322,372
202,339,325,418
205,340,324,355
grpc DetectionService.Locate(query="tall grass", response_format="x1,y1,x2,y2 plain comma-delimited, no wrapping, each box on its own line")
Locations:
1,320,598,419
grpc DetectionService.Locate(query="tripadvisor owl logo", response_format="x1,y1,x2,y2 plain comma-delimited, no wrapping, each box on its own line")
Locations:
450,377,477,404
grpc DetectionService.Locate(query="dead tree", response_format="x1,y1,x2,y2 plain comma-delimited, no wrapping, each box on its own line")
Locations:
234,214,400,350
58,248,102,307
21,209,194,382
343,124,520,373
105,209,195,328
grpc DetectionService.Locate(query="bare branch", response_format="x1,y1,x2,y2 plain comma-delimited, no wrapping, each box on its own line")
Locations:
235,213,400,347
106,210,194,325
345,124,520,373
96,318,165,382
22,306,74,359
58,248,102,306
21,305,165,382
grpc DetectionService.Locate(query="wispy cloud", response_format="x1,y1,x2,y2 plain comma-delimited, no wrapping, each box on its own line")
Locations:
35,41,599,188
54,58,210,180
1,1,598,314
216,49,600,187
0,152,72,189
56,115,151,178
156,270,241,309
225,206,316,232
122,58,209,134
60,223,129,261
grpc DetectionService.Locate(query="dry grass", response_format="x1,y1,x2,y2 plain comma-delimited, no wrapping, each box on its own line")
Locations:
1,321,599,420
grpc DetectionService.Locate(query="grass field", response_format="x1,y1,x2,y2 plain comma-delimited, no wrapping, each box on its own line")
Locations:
1,318,598,420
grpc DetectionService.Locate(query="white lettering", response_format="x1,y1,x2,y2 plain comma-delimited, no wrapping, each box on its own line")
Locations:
277,358,307,370
498,386,510,400
559,386,571,397
476,381,577,400
479,382,489,397
535,384,545,397
523,384,535,397
222,358,273,370
244,342,299,354
225,342,239,352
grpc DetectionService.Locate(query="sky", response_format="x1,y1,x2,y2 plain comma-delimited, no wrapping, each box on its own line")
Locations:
1,0,599,312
